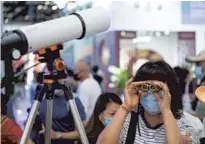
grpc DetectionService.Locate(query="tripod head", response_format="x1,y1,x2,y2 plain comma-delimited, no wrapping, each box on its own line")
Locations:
20,44,89,144
36,44,67,83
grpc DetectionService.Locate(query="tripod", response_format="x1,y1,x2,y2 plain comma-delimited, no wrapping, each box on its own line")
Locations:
20,45,89,144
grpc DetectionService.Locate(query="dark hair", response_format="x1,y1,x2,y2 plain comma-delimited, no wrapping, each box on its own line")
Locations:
66,68,74,77
93,75,103,85
174,67,189,94
174,67,189,82
133,61,183,119
1,93,7,115
85,93,122,142
92,66,99,73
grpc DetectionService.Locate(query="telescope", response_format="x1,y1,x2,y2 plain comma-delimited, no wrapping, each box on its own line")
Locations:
1,7,110,144
1,7,110,96
1,7,110,60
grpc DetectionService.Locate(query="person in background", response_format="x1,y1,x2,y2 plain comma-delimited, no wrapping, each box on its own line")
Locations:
1,93,34,144
173,67,189,94
173,67,193,113
76,61,102,120
174,67,205,141
64,68,78,93
92,65,103,87
50,93,122,144
29,79,86,144
6,65,30,130
97,61,198,144
26,108,44,144
186,50,205,118
93,65,104,79
183,111,204,141
1,93,23,144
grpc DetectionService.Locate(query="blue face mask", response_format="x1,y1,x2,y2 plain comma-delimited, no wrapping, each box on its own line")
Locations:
194,66,203,79
140,91,164,115
103,117,112,127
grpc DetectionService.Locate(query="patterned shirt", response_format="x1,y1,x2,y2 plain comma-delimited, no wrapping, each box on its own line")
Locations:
120,112,199,144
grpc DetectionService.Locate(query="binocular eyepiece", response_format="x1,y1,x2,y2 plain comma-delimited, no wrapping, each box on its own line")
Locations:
137,84,161,92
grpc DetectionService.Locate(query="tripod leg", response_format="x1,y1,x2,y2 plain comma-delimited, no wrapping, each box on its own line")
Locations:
203,117,205,134
20,85,47,144
45,87,54,144
63,86,89,144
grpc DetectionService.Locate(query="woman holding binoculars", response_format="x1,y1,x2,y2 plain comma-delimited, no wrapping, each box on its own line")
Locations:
97,61,198,144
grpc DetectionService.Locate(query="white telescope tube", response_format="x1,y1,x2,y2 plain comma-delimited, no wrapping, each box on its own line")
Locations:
19,7,110,53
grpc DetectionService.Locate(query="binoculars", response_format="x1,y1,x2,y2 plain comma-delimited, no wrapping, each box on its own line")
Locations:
137,84,162,92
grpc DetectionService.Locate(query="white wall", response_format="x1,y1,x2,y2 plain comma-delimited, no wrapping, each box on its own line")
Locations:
136,33,178,67
196,31,205,54
107,1,205,55
109,1,205,31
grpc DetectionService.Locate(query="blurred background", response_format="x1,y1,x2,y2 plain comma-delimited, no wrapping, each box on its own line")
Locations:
1,0,205,138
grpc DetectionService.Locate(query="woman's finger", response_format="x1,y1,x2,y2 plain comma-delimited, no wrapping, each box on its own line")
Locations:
131,81,150,87
154,82,170,97
125,78,133,88
159,82,169,92
153,92,162,103
185,131,191,144
181,131,191,144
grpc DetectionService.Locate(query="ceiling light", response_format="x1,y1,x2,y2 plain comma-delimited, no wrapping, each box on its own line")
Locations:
54,0,68,9
164,31,170,35
52,5,58,10
66,3,76,10
43,5,48,10
155,32,161,37
132,38,137,43
24,15,29,20
121,31,125,36
4,19,9,24
133,36,152,43
45,1,50,5
37,5,43,10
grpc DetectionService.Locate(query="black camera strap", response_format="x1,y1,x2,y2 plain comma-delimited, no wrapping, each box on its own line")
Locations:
125,111,138,144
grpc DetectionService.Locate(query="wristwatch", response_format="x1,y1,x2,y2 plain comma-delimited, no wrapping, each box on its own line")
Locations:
56,132,63,139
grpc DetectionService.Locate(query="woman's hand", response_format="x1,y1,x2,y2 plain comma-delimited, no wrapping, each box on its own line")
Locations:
50,130,59,139
27,139,35,144
124,78,147,111
149,81,183,144
153,81,171,115
49,129,63,139
39,125,62,140
180,131,191,144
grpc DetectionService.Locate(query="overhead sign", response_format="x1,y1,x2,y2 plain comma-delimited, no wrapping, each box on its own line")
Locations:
181,1,205,24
